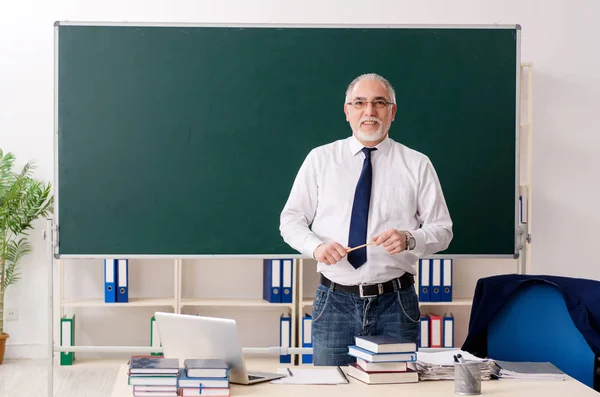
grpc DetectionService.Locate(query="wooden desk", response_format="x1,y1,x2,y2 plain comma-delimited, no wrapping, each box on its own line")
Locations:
111,358,598,397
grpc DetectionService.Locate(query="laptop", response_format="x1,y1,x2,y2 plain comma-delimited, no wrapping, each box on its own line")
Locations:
154,312,286,385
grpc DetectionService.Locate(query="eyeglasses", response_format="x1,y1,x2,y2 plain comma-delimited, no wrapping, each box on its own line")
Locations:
346,100,394,110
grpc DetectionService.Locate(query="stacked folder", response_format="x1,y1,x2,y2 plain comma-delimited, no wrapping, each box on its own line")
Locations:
491,360,567,381
179,359,230,396
279,313,292,363
413,350,493,381
419,313,454,348
346,336,419,384
104,258,129,303
262,259,293,303
149,316,164,356
301,314,313,364
127,356,179,396
60,314,75,366
418,258,452,302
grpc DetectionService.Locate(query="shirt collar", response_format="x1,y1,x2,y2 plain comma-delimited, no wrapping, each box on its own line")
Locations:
349,135,392,157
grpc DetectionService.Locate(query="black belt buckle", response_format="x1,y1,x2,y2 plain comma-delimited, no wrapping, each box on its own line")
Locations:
359,283,383,298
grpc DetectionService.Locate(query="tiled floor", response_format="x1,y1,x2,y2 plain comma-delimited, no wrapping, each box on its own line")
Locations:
0,358,122,397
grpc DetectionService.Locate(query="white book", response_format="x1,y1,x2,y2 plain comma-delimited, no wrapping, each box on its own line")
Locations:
133,385,177,392
128,377,178,386
181,388,230,396
348,346,416,362
133,391,177,397
355,335,417,353
347,364,419,384
356,358,408,372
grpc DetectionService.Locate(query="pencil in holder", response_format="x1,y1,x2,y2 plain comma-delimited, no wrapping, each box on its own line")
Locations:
454,361,481,395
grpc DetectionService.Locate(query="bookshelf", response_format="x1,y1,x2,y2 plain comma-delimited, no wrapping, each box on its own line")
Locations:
57,257,299,363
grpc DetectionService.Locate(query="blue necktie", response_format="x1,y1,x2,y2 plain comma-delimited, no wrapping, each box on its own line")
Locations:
348,147,377,269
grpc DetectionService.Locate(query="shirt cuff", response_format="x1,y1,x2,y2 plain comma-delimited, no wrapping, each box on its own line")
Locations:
410,229,427,257
303,235,325,259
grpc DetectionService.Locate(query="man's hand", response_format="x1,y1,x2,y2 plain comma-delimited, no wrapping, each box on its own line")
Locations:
313,242,348,265
372,229,407,255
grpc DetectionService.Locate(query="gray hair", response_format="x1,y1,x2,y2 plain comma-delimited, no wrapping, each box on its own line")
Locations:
344,73,396,104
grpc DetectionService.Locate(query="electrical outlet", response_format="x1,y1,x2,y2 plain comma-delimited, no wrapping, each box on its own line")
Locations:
5,308,18,321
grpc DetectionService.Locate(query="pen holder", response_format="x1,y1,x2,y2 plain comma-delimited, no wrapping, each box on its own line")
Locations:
454,361,481,395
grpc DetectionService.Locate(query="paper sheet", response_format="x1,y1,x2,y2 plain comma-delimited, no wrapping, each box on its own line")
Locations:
416,349,487,366
270,367,349,385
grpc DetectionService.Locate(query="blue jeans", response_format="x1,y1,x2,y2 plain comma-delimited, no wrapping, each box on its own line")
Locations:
311,279,420,366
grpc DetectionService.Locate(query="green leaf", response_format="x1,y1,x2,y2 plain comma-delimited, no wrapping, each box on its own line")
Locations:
0,149,53,294
3,238,31,289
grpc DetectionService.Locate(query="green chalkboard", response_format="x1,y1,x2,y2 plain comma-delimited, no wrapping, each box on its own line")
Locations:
56,23,519,256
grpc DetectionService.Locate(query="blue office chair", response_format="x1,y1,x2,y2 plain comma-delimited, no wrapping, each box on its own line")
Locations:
487,282,597,388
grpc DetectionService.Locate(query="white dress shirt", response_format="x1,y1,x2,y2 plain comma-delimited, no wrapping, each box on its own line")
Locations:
279,135,453,286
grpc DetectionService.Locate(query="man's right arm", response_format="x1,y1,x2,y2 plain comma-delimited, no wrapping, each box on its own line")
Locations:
279,151,324,258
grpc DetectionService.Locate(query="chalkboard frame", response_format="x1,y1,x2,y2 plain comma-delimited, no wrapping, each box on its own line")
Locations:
53,22,522,259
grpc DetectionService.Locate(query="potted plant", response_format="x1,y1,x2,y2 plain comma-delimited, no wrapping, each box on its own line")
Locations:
0,149,53,364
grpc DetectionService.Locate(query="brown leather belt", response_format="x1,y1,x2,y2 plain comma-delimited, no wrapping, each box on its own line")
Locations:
320,273,414,298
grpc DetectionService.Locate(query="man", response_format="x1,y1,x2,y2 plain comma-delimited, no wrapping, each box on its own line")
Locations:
279,73,453,366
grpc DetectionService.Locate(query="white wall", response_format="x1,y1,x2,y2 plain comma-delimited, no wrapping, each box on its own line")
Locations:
1,0,599,359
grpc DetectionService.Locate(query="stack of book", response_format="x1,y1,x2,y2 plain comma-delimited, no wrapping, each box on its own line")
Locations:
347,336,419,384
179,359,231,396
128,356,179,396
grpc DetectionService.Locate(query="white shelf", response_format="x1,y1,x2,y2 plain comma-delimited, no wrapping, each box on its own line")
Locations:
60,297,176,308
419,298,472,306
301,299,313,307
180,298,294,308
418,347,459,352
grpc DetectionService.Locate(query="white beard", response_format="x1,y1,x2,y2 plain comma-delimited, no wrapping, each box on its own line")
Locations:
354,121,387,142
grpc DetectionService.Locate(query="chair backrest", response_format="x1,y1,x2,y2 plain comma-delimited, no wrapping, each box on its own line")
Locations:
488,283,596,388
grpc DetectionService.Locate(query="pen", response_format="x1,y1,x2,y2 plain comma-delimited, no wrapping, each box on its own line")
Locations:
287,368,294,377
336,366,349,383
455,354,478,390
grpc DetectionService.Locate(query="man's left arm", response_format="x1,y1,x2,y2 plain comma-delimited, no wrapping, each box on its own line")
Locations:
409,158,453,257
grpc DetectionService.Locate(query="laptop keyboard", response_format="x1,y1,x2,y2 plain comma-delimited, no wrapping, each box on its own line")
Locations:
248,375,266,381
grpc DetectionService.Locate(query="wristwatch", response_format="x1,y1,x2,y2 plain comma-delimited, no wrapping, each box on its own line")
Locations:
403,230,416,250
